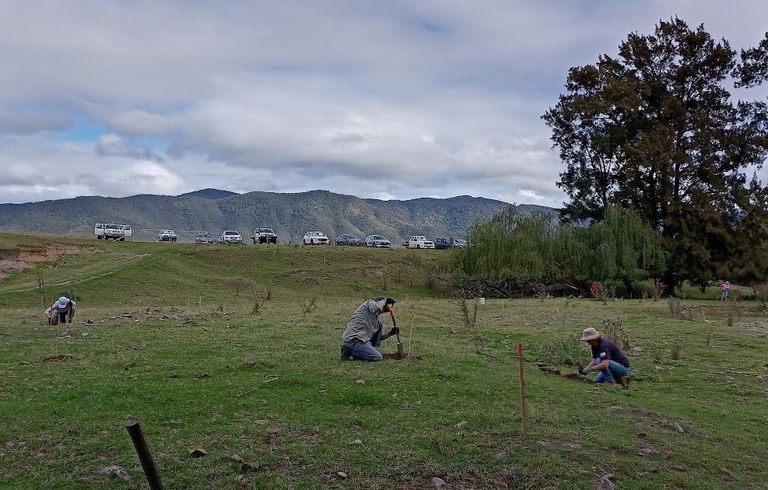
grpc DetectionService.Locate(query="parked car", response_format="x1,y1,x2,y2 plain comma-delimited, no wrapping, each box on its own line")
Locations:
434,237,451,249
194,232,215,244
336,234,363,246
303,231,330,245
434,237,467,249
407,235,435,249
158,229,178,242
251,227,278,244
218,230,243,244
365,234,392,248
94,223,132,241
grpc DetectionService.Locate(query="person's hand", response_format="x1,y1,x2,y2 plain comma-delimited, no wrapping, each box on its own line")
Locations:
389,326,399,337
581,366,592,375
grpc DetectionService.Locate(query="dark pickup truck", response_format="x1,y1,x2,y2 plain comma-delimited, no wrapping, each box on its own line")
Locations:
251,227,278,244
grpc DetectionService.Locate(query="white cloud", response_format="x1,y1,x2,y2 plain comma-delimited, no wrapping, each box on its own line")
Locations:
0,0,766,205
112,161,184,196
95,134,163,162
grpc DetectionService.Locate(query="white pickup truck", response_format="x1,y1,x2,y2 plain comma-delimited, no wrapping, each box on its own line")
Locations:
94,223,133,241
407,235,435,249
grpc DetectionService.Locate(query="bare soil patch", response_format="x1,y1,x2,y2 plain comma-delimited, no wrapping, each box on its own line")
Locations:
683,304,766,315
733,321,768,334
39,353,75,362
0,243,96,280
536,362,590,382
383,352,422,360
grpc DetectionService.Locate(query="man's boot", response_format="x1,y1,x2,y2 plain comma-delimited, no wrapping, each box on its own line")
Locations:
620,376,630,389
340,345,353,361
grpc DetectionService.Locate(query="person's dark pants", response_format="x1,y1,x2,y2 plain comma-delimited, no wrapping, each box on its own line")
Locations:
593,359,630,384
50,307,75,325
343,328,384,361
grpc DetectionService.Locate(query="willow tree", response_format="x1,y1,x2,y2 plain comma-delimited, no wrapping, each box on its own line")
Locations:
449,207,564,284
446,206,662,297
577,206,665,291
542,18,768,290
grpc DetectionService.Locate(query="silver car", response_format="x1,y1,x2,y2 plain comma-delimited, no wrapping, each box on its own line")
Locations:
365,234,392,248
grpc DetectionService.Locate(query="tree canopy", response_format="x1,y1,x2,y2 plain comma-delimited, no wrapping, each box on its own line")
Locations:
543,18,768,289
446,207,663,297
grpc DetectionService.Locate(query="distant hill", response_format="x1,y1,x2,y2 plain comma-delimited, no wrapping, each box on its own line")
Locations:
178,188,239,200
0,189,557,245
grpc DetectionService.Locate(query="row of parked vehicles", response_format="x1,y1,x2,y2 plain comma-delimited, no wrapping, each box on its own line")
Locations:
197,229,467,248
338,234,467,249
158,229,240,244
97,223,465,247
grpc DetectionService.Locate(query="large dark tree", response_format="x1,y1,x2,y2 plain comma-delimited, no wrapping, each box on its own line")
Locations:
543,18,768,290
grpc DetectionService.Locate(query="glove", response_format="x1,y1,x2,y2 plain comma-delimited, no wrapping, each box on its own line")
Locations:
389,326,400,337
581,366,592,375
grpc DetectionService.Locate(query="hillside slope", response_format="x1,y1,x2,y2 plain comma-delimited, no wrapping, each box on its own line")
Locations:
0,189,554,245
0,234,448,308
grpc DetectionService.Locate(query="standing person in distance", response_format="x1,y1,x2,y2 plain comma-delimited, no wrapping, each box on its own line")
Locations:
721,280,730,301
340,297,398,361
579,327,631,389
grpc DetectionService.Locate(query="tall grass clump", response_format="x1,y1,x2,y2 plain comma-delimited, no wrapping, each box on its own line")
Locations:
453,291,486,355
601,317,631,350
530,337,583,366
670,336,684,360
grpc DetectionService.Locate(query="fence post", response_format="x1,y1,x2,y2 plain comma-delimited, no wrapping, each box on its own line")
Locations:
517,343,528,437
125,420,164,489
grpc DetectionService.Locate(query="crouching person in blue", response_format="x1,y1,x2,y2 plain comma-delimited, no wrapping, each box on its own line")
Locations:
579,327,631,389
340,297,398,361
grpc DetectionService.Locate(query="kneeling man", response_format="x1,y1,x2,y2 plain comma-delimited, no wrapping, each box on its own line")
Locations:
340,297,398,361
580,327,631,388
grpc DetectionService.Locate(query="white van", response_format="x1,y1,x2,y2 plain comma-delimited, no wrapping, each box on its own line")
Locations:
408,236,435,249
95,223,132,241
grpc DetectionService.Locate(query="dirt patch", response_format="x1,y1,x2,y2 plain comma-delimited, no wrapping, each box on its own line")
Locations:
604,405,690,435
39,354,75,362
733,321,768,334
0,243,97,280
536,362,590,383
683,305,766,315
383,352,422,360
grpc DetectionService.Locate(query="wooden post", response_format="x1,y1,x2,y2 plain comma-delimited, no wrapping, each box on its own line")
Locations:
126,421,164,489
408,310,414,355
517,343,528,437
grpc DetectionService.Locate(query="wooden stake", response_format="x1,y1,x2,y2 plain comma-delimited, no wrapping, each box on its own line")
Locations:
517,343,528,437
126,421,164,489
408,309,414,355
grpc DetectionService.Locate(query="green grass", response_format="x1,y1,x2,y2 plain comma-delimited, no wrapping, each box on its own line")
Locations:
1,234,767,489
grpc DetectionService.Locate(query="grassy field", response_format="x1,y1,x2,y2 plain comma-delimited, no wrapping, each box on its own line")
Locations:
1,234,767,489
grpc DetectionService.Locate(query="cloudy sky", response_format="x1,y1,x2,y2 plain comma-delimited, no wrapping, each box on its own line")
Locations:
1,1,767,206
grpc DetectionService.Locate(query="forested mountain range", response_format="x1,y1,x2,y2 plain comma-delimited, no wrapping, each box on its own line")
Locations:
0,189,555,245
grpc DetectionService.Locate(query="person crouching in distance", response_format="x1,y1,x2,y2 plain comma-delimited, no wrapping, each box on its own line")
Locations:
45,296,77,325
579,327,631,389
